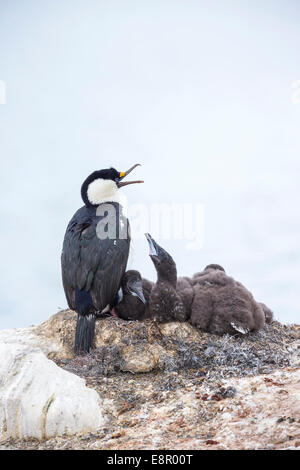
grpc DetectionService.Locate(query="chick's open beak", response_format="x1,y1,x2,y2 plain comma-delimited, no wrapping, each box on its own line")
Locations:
117,163,144,188
145,233,159,257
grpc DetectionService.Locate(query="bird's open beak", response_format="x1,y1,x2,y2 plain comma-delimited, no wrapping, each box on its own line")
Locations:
128,280,147,304
145,233,159,257
117,164,144,188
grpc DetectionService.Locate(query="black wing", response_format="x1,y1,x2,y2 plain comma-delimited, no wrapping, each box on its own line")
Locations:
61,203,130,312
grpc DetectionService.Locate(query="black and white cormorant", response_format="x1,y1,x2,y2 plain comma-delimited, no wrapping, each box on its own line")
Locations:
61,164,143,354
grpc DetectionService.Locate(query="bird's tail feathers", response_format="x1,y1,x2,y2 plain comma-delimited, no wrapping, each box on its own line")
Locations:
74,313,96,355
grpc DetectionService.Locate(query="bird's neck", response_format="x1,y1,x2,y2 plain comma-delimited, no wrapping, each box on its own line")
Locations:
156,265,177,288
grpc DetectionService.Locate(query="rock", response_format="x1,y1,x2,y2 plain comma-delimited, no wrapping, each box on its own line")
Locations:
121,344,166,373
0,309,299,448
1,365,299,450
0,343,105,440
209,368,300,450
0,325,62,356
30,311,206,373
2,310,299,376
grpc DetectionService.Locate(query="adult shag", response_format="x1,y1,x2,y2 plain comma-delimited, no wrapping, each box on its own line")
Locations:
61,164,143,354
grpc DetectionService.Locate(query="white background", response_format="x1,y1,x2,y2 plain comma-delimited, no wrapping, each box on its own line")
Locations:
0,0,299,328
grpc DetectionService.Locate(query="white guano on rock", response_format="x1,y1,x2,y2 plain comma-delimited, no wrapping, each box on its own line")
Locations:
0,343,105,440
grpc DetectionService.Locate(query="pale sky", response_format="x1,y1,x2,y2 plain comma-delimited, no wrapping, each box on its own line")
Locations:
0,0,299,328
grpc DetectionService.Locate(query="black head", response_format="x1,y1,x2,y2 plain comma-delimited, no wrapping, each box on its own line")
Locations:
89,168,120,182
121,270,146,304
145,233,177,285
81,164,143,207
204,264,226,272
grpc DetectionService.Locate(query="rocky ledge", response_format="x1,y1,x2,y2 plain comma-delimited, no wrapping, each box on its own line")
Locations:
0,310,299,450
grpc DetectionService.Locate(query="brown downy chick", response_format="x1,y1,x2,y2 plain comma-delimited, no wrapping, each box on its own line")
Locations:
145,233,188,322
113,270,153,321
190,264,266,335
176,276,194,319
258,302,274,324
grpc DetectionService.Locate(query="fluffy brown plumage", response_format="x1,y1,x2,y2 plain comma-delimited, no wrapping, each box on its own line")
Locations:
258,302,274,324
176,276,194,319
190,265,267,335
146,234,188,322
113,255,273,334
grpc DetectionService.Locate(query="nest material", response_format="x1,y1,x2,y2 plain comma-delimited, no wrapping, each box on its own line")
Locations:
50,312,299,379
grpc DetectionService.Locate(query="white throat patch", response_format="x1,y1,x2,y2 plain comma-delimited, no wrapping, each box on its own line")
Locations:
87,178,119,204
